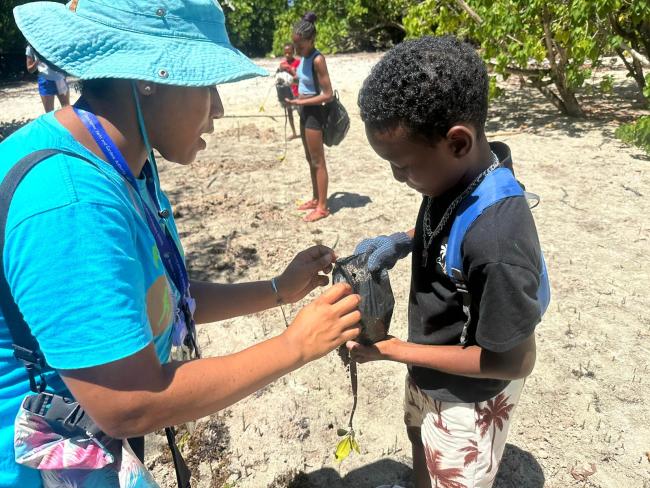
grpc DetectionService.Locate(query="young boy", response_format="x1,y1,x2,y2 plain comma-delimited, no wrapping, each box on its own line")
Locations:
349,36,546,488
277,42,300,139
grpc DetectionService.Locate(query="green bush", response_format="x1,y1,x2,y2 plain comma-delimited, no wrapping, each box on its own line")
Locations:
271,0,408,56
222,0,287,57
615,116,650,154
401,0,620,117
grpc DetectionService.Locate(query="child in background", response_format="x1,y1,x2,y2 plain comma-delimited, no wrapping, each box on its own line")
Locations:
285,12,334,222
350,36,547,488
278,42,300,139
25,44,70,113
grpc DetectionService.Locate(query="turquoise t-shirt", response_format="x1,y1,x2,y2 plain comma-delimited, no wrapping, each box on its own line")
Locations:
0,112,183,487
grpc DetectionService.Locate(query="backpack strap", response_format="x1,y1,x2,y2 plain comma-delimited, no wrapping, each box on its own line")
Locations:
310,51,322,95
0,149,99,392
446,167,525,280
445,167,529,345
2,149,194,486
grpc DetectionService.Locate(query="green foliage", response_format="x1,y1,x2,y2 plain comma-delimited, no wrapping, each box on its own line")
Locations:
0,0,29,79
1,0,67,79
488,75,504,100
615,116,650,154
401,0,628,117
600,74,615,94
222,0,287,57
271,0,409,56
603,0,650,105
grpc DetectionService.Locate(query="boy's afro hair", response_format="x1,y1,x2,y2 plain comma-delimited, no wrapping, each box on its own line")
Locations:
358,35,488,142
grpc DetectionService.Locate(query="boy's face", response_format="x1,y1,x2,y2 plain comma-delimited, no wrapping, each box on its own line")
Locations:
365,125,470,198
284,45,294,59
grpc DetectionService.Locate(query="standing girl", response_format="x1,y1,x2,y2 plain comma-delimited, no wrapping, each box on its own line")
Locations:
286,12,333,223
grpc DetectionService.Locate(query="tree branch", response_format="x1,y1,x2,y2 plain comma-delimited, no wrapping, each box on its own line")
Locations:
615,47,637,75
453,0,483,24
487,63,551,78
542,7,557,72
366,21,406,34
620,43,650,67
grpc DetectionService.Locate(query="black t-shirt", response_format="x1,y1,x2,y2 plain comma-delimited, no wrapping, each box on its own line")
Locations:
408,142,543,402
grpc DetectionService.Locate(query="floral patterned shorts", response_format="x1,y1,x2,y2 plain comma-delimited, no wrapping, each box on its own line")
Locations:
403,375,525,488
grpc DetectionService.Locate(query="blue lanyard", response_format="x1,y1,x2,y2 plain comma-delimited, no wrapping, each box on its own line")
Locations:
73,104,197,353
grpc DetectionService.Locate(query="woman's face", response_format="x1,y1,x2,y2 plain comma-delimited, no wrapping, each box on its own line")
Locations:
146,85,224,165
292,33,313,57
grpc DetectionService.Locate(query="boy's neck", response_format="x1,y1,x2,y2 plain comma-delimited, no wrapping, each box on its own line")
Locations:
458,136,493,187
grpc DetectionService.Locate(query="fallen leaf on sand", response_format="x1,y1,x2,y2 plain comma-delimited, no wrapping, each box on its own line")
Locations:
570,463,597,481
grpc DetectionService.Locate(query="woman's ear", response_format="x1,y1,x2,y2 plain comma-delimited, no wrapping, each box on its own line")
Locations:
446,125,475,158
135,80,157,97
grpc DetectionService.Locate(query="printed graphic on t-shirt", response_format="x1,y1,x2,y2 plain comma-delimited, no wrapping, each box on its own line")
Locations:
146,245,174,337
436,243,448,274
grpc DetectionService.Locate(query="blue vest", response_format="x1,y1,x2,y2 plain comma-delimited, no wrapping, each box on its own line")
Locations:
297,49,320,95
446,167,551,343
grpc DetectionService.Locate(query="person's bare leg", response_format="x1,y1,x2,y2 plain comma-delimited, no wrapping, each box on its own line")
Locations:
304,127,328,211
407,426,432,488
41,95,55,113
57,91,70,108
287,107,298,139
300,125,318,201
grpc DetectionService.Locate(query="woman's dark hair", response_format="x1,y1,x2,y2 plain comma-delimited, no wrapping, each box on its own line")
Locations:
358,35,489,143
293,11,317,40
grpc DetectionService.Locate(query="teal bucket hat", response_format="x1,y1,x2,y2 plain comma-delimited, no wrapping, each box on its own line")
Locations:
14,0,268,86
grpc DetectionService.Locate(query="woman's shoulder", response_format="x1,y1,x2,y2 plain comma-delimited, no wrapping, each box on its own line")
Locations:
313,51,326,64
0,115,131,232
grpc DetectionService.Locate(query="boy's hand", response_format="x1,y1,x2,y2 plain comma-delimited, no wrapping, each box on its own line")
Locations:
354,232,413,272
276,245,336,304
346,336,402,363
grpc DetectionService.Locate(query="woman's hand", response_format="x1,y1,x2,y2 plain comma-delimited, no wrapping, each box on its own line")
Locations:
276,245,335,303
346,336,403,363
283,283,361,363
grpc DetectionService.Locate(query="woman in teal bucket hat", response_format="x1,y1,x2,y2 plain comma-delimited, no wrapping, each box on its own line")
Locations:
0,1,361,486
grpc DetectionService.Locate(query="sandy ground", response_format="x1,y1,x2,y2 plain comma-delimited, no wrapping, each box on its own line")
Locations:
1,53,649,488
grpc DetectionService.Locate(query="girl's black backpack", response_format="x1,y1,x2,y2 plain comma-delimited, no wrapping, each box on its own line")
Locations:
312,59,350,147
323,91,350,147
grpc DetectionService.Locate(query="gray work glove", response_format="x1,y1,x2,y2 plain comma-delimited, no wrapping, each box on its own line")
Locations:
354,232,413,272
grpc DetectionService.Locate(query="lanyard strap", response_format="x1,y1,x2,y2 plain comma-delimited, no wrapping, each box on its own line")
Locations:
73,105,197,352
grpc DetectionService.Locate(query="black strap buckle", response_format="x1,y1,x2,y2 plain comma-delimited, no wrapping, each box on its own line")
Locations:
12,344,47,368
13,345,48,392
22,392,102,437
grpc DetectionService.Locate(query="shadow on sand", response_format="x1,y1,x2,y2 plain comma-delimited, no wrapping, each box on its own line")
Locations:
328,191,372,214
281,443,544,488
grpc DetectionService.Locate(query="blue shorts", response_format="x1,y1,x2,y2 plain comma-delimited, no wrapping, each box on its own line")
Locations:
38,77,67,96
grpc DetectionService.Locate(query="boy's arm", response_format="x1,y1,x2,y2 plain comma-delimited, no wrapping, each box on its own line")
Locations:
347,333,536,380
